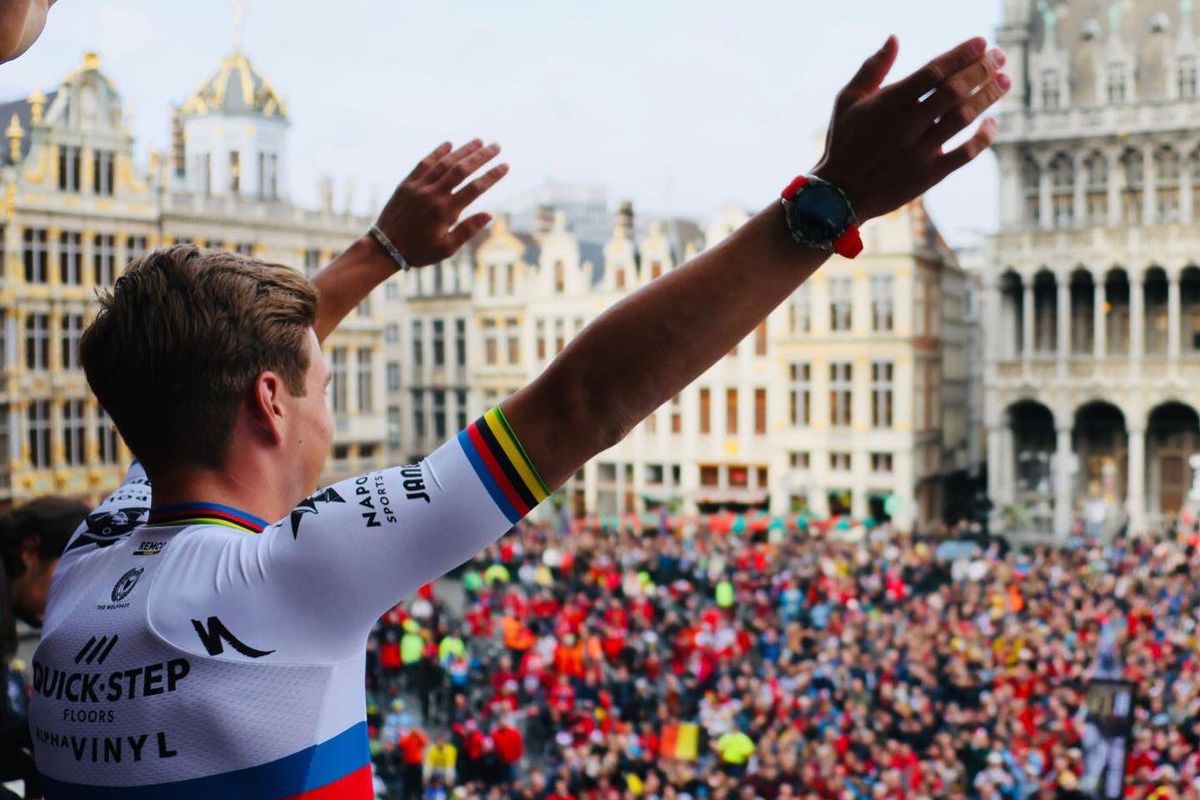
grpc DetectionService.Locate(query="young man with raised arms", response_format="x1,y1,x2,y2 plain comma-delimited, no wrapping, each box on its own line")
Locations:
29,35,1008,799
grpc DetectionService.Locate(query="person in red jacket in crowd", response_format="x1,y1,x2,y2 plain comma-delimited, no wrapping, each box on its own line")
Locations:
397,726,428,800
491,715,524,785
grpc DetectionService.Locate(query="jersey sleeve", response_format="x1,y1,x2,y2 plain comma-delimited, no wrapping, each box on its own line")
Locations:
257,407,551,653
60,460,151,558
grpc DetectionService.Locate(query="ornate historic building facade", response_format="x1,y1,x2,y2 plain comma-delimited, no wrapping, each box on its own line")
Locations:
0,49,384,505
988,0,1200,536
393,199,975,531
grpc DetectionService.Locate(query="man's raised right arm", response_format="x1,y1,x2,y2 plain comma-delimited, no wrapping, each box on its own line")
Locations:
502,36,1010,491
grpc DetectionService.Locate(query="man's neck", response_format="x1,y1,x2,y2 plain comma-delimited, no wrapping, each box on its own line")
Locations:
148,463,293,527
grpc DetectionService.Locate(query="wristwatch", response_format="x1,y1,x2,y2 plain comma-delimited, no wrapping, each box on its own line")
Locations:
779,175,863,259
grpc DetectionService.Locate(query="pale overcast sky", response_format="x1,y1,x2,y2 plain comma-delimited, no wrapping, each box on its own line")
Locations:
0,1,1004,246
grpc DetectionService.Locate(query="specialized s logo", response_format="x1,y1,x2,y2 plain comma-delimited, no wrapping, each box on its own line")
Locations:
289,487,345,539
111,568,144,603
191,616,275,659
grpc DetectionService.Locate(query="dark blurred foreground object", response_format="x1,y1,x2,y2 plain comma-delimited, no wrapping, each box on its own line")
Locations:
0,496,87,798
0,0,53,63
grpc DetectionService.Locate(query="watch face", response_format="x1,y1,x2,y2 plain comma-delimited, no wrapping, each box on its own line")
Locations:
787,183,848,243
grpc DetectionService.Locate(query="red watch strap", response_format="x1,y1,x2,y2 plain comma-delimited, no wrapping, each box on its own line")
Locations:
781,175,809,201
833,226,864,259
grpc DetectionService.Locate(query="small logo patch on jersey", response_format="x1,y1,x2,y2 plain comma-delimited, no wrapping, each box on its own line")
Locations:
65,507,150,552
111,567,144,603
289,487,345,539
132,541,165,557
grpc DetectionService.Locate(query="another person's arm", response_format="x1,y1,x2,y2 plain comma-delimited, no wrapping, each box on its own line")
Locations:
503,36,1009,489
311,139,507,342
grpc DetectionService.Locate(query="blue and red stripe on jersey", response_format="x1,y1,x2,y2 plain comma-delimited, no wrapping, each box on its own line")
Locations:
39,721,371,799
458,406,549,524
146,501,269,534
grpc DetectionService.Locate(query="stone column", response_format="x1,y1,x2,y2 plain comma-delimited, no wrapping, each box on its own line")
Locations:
1169,273,1182,367
1054,427,1073,540
1039,166,1053,229
988,425,1003,513
1108,150,1123,227
1073,156,1087,227
1057,277,1070,372
1183,156,1195,224
1093,278,1107,361
1022,282,1034,364
1131,272,1145,370
1128,426,1147,536
1143,145,1157,225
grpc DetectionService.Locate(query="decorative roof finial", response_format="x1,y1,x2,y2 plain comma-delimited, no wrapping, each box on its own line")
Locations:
27,91,45,126
233,2,245,50
6,114,24,163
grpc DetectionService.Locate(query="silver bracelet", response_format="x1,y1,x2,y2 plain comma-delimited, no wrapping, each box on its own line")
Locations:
368,224,411,272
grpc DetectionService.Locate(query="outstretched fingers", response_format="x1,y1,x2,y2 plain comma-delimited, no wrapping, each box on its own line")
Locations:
923,73,1010,146
935,118,999,180
443,213,493,256
892,37,987,105
454,162,509,211
436,142,502,193
406,141,452,183
424,139,484,185
918,48,1005,125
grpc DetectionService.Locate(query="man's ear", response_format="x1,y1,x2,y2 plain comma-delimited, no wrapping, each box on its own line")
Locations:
250,371,287,446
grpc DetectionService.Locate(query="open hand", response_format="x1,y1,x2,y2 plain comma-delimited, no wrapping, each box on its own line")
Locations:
811,36,1010,222
374,139,508,267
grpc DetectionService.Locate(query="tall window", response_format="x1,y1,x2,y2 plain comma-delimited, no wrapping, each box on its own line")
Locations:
670,395,682,434
356,348,373,413
60,313,82,370
870,275,894,331
483,319,498,366
1155,146,1182,223
455,318,467,367
387,406,402,450
1041,69,1061,110
726,388,739,435
1107,63,1128,104
411,390,425,439
1084,152,1108,224
93,149,115,196
97,408,118,464
304,248,322,278
411,320,424,367
754,387,767,435
505,318,520,365
23,228,47,283
386,361,401,392
455,390,467,431
554,260,565,293
830,361,852,426
57,146,80,192
258,152,279,200
432,390,446,439
1180,56,1199,99
63,399,85,466
1120,148,1144,224
790,284,811,334
197,153,212,196
384,324,400,346
699,388,711,434
27,401,50,468
1022,155,1041,225
93,234,116,285
432,319,445,366
229,150,241,194
871,360,894,428
754,322,768,356
536,319,546,361
829,276,853,331
789,362,811,426
554,319,566,355
125,235,148,271
504,263,515,295
1049,152,1074,227
330,348,347,413
59,231,81,284
24,314,48,370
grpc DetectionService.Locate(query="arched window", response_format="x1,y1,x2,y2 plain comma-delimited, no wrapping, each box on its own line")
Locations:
1120,148,1144,224
1022,154,1041,225
1155,146,1181,223
1050,152,1074,227
1084,152,1108,224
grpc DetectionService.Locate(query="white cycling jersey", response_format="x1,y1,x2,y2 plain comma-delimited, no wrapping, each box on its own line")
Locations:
29,407,549,799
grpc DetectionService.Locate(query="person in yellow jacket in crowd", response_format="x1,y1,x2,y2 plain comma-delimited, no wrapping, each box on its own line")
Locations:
714,729,755,778
423,735,457,786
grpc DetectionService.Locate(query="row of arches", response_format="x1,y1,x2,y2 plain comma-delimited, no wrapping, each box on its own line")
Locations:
996,267,1200,359
993,399,1200,536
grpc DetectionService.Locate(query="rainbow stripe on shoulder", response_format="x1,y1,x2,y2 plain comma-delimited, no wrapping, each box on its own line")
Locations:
457,406,550,524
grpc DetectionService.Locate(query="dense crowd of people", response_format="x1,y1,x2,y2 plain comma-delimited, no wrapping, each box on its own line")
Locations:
362,513,1200,800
